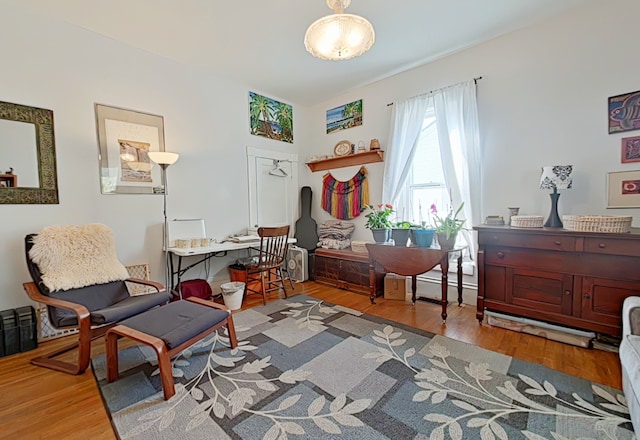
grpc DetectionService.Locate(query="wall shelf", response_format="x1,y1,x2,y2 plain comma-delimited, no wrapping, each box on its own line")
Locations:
306,150,384,172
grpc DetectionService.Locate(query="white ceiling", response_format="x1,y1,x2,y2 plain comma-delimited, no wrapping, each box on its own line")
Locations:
14,0,588,106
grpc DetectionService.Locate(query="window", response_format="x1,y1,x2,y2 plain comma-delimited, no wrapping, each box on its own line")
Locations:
396,110,449,228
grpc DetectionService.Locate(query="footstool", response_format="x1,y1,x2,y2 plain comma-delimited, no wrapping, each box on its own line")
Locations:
106,297,238,400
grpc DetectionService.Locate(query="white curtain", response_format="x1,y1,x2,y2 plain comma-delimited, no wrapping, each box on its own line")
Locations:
382,95,432,205
383,80,481,258
433,80,481,258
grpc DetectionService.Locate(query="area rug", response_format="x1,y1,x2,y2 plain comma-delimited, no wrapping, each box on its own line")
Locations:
92,295,635,439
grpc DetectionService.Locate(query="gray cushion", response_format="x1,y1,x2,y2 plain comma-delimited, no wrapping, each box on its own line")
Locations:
118,301,229,350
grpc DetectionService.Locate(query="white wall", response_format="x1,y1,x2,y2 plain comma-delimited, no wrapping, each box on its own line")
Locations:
301,0,640,243
0,4,308,310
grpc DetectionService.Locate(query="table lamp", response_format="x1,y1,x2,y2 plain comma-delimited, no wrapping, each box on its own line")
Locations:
539,165,573,228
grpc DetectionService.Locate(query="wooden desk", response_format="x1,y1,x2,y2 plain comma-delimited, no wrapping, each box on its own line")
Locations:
365,244,464,323
168,238,296,291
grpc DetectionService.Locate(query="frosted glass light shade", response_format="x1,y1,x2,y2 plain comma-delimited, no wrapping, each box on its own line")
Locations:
148,151,179,166
305,1,374,61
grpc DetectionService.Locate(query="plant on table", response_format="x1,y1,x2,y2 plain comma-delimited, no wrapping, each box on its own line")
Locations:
364,204,394,229
431,202,466,239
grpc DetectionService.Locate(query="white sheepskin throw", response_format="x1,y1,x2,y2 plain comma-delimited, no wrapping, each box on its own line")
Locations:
29,223,129,291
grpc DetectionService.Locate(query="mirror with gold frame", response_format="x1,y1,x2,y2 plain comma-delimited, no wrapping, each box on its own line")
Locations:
0,100,59,204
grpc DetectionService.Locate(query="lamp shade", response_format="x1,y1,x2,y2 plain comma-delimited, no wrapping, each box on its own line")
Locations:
540,165,573,190
148,151,179,166
305,0,375,61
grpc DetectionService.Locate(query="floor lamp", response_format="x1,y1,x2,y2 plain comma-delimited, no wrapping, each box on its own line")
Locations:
148,151,180,297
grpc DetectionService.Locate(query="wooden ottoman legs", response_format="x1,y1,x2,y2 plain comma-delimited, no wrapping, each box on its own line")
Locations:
106,327,175,399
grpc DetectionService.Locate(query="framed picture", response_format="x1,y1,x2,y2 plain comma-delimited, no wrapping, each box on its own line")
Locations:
95,104,166,194
608,90,640,134
248,92,293,143
326,99,363,134
621,135,640,163
607,170,640,208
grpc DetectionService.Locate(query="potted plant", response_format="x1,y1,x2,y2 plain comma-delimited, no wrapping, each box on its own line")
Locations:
431,202,465,249
391,221,412,246
410,223,436,248
364,204,394,243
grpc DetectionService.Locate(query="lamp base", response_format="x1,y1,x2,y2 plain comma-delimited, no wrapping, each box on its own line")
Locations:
544,192,563,228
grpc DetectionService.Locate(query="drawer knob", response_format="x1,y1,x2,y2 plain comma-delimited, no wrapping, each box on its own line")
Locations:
497,251,505,259
564,290,571,296
584,294,591,300
598,243,606,249
554,241,561,246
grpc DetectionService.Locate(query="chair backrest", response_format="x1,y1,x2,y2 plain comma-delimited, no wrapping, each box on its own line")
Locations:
256,225,290,269
25,233,130,327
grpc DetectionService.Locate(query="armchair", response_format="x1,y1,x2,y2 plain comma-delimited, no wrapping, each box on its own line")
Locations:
23,224,172,374
620,296,640,433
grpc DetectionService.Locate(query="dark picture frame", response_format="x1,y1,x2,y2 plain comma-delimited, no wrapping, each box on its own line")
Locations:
608,90,640,134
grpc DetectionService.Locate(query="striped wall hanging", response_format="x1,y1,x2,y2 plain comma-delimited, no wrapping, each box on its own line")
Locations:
321,166,369,220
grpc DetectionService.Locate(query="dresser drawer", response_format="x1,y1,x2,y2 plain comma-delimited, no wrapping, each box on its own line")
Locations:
583,237,639,257
479,231,575,252
485,248,577,273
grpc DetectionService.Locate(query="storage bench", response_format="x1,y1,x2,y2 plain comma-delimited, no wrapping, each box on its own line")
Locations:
313,248,383,297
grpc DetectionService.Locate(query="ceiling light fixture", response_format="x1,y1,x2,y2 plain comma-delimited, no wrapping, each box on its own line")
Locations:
304,0,375,61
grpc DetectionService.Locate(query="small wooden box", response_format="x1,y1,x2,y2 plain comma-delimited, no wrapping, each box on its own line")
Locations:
384,274,406,300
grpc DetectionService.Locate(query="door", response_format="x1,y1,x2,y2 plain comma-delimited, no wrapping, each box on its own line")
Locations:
247,147,298,228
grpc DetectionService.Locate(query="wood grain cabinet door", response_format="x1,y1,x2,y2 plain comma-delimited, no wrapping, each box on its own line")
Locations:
508,268,573,316
580,277,640,335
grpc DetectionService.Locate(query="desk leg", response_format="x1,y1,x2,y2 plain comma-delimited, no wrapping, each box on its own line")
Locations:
440,258,449,323
457,253,463,306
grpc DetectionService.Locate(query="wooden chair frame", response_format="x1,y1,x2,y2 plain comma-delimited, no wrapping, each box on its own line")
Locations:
245,225,290,305
23,278,164,375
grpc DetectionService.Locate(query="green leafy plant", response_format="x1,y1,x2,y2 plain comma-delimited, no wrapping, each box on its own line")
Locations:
431,202,465,239
364,204,394,229
394,221,412,229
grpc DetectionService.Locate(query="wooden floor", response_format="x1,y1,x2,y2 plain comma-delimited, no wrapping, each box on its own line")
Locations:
0,281,622,439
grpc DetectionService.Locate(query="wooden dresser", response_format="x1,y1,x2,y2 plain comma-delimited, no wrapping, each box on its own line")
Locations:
313,248,383,298
475,225,640,337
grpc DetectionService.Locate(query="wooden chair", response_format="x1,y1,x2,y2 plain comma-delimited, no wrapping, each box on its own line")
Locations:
244,225,290,305
23,225,172,375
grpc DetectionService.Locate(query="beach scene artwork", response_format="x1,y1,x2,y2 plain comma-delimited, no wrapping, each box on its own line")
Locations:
326,99,363,134
249,92,293,143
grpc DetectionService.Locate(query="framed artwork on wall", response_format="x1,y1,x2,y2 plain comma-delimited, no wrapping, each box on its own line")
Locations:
95,104,165,195
607,170,640,208
608,90,640,134
249,92,293,143
621,135,640,163
326,99,363,134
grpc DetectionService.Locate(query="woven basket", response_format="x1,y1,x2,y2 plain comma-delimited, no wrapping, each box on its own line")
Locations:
562,215,632,233
510,215,544,228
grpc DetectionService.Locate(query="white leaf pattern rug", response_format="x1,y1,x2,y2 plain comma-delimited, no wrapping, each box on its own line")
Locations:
91,295,635,440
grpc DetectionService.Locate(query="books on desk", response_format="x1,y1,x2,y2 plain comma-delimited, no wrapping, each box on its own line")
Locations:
229,235,260,243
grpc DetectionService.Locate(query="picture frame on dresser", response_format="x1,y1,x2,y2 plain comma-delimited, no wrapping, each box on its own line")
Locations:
607,170,640,208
